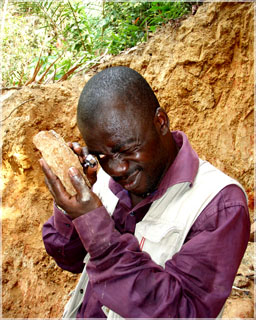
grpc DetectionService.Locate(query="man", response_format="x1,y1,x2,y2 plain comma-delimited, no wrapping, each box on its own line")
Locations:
40,66,250,318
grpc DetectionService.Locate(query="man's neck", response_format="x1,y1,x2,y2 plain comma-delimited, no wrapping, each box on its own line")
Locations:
130,193,143,207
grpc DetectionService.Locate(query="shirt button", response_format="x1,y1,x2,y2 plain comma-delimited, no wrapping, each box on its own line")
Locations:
80,289,84,294
65,223,71,228
130,211,135,216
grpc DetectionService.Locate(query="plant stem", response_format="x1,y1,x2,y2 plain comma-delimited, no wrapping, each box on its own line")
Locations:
67,0,88,53
37,55,62,84
101,0,105,40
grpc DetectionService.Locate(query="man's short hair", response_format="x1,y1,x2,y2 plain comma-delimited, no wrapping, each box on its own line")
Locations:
77,66,160,128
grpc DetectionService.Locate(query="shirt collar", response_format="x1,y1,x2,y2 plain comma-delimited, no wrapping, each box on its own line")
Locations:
109,130,199,201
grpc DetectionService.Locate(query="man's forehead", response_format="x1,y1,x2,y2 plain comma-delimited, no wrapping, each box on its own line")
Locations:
83,101,151,151
102,101,136,120
97,105,141,133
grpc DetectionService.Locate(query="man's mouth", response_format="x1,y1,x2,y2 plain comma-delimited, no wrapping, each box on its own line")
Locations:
122,169,141,191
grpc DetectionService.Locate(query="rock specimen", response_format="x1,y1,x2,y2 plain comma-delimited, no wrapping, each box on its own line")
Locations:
33,130,91,199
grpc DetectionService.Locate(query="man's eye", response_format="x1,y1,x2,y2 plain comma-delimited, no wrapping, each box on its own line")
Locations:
122,146,139,154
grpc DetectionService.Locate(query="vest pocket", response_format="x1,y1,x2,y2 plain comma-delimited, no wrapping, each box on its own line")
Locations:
135,220,184,266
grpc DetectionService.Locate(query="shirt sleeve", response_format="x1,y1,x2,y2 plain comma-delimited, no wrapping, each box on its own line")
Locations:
42,204,87,273
72,185,250,318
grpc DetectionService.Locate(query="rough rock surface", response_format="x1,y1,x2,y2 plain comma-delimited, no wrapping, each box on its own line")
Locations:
33,130,91,197
1,2,254,318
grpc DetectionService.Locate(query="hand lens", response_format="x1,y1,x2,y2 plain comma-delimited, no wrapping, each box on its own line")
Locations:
85,154,97,168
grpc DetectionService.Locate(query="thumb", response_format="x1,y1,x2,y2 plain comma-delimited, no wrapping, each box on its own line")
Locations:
68,167,91,202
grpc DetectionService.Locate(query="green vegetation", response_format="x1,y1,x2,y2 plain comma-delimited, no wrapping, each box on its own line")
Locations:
2,1,192,87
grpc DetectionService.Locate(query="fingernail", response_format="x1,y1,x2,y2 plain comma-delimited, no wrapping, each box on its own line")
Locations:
39,159,43,166
69,167,79,177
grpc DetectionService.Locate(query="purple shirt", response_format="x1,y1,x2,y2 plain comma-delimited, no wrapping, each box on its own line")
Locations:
42,131,250,318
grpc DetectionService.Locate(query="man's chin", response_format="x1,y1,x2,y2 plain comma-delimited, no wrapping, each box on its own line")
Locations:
120,172,158,198
129,184,156,198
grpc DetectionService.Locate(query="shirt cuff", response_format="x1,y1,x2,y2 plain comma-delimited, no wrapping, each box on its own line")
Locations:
73,206,120,258
53,204,76,239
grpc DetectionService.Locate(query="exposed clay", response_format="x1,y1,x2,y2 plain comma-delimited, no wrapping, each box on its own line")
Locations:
1,2,254,318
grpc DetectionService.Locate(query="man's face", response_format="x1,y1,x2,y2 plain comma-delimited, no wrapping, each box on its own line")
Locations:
81,106,168,197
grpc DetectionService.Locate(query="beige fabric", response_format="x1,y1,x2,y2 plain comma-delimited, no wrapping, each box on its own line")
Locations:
62,255,90,319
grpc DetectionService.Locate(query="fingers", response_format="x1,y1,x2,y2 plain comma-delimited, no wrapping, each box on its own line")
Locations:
67,142,98,186
44,176,55,196
68,142,90,168
68,142,88,158
68,167,91,201
86,164,98,186
39,158,69,201
80,147,91,169
39,158,54,181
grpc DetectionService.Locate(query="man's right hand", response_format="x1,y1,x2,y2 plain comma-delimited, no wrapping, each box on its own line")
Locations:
39,158,102,219
68,142,98,187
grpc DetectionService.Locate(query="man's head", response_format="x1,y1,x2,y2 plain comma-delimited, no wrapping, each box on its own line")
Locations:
77,66,176,197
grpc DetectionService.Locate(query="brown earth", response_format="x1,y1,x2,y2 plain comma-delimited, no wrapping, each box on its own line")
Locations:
1,2,254,318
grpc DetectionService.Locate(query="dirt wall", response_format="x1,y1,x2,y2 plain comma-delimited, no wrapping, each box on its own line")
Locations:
1,2,254,318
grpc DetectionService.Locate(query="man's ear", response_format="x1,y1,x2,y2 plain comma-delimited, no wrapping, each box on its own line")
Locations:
154,107,170,135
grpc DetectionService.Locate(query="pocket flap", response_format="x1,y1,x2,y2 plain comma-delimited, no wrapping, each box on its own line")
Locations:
136,220,183,243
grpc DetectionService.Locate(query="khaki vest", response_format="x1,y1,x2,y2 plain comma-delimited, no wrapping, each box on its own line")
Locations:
63,159,246,319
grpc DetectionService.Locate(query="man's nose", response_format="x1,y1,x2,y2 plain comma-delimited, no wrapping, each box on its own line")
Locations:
105,157,129,177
